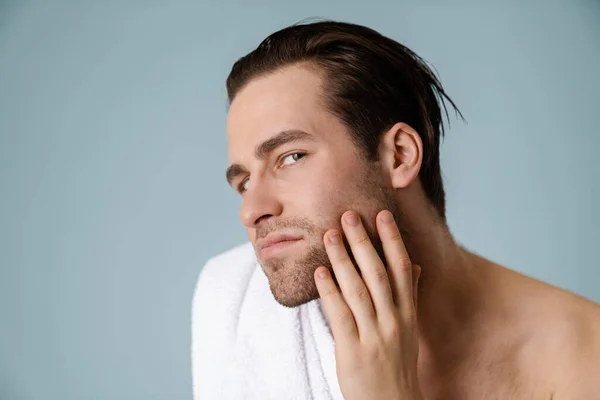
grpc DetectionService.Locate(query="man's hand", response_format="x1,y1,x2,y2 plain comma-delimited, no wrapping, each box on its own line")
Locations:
314,209,423,400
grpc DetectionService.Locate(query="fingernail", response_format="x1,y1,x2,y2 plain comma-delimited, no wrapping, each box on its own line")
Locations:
317,268,329,279
328,232,340,244
345,213,359,226
381,210,394,223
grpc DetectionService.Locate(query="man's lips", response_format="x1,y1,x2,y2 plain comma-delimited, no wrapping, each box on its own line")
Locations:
256,233,304,261
258,239,303,261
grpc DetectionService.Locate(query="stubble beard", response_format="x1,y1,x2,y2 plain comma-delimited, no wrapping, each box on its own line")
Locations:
262,167,405,308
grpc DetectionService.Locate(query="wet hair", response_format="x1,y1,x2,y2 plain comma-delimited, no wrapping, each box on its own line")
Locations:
226,20,463,223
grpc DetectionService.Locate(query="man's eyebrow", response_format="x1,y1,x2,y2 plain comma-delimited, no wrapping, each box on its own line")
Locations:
226,129,316,188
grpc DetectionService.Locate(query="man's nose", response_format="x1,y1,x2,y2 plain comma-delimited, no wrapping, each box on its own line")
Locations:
239,178,282,228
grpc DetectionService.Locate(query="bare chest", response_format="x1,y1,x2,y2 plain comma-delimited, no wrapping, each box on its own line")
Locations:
420,354,556,400
422,373,555,400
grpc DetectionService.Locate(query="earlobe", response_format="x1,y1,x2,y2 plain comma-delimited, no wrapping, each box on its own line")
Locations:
382,122,422,189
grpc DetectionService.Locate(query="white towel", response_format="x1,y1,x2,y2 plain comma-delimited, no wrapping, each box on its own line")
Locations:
191,241,344,400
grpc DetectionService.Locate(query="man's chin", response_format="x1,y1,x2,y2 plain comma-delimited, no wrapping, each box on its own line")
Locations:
265,262,322,308
260,245,332,308
270,287,320,308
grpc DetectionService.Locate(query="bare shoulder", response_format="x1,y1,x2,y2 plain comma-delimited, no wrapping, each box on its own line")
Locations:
544,289,600,400
501,267,600,399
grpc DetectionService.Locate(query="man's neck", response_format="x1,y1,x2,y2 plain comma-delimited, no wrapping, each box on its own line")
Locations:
396,198,491,378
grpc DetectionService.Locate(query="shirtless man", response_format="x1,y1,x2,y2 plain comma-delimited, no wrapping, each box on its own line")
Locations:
199,20,600,399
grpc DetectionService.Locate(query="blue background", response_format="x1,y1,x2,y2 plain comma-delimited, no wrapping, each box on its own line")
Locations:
1,1,598,399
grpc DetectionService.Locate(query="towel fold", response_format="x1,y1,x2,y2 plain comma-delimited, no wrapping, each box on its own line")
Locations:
191,241,344,400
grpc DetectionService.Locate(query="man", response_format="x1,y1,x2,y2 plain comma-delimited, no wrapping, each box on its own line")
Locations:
192,20,600,399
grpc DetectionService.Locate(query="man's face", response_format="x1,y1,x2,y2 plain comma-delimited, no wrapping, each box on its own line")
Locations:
226,64,399,308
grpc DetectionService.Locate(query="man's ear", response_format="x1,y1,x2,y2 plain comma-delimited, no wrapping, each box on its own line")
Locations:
379,122,423,189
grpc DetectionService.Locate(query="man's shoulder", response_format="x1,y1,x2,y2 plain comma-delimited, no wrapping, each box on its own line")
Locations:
545,296,600,399
536,286,600,359
511,268,600,354
513,276,600,399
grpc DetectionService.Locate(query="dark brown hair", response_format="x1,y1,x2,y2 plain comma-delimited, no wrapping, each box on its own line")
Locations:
226,20,463,224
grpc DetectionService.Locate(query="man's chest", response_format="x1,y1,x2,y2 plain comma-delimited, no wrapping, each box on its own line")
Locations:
422,379,555,400
420,361,556,400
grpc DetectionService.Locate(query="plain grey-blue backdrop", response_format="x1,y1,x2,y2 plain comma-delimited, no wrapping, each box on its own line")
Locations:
1,1,599,399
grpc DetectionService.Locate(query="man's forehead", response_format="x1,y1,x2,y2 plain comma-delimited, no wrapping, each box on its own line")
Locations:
227,66,324,128
226,67,327,161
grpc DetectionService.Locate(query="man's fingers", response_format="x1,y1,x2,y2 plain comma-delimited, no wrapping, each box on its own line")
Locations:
323,229,378,335
314,267,358,342
340,211,395,319
377,210,414,321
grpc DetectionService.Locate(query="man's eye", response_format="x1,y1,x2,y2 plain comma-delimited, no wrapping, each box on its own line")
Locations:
238,152,306,195
281,152,306,166
238,178,249,194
